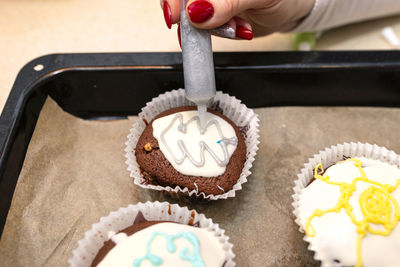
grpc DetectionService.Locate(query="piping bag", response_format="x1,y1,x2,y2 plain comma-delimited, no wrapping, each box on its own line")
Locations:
180,0,216,132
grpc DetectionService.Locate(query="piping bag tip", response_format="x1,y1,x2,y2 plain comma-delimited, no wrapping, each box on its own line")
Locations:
180,0,215,131
198,104,207,133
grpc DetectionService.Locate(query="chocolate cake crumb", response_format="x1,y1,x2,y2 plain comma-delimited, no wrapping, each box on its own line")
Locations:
238,125,249,139
188,211,196,226
209,101,223,114
133,211,147,224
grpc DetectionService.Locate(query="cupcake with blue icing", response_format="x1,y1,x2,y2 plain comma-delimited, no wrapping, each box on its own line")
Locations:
125,89,259,200
69,201,235,267
293,142,400,267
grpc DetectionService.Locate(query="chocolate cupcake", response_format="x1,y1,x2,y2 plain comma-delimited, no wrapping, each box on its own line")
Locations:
293,142,400,267
125,89,259,200
135,106,246,196
69,202,235,267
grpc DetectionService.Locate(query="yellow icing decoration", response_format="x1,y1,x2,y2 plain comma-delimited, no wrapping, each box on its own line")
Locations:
304,158,400,267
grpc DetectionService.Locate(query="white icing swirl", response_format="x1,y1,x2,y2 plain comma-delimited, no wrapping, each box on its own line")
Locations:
97,223,226,267
298,158,400,267
152,111,238,177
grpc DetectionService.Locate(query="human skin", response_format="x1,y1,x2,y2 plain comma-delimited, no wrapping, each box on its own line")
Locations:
161,0,315,38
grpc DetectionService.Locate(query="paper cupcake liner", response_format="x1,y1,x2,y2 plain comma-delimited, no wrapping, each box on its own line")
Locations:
292,142,400,267
68,201,235,267
125,89,259,200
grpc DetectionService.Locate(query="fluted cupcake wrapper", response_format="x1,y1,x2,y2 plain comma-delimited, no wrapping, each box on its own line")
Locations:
68,201,235,267
125,89,259,200
292,142,400,267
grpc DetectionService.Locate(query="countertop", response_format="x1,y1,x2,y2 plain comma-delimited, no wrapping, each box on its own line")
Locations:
1,0,400,112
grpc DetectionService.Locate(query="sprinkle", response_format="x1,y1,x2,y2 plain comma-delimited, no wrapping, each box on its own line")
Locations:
144,142,153,152
194,182,199,193
216,140,221,144
217,185,225,192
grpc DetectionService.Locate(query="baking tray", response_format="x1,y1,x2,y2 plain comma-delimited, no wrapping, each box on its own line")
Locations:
1,51,400,241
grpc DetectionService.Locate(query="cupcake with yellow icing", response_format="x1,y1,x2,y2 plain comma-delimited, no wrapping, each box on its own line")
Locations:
293,142,400,267
68,201,235,267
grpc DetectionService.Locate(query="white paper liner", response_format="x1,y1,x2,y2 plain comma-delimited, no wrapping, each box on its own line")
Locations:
292,142,400,267
68,201,235,267
125,89,259,200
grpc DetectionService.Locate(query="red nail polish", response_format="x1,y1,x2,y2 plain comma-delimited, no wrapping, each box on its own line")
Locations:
236,25,254,40
163,1,172,29
187,0,214,24
178,23,182,49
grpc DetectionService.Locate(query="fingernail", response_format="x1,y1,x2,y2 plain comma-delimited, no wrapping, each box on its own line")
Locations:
163,1,172,29
236,25,254,40
178,23,182,49
187,0,214,24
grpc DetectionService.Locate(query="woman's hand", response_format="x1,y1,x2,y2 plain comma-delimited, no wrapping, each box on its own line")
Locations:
161,0,315,40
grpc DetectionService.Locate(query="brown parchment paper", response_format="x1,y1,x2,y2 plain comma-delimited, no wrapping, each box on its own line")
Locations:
2,97,400,267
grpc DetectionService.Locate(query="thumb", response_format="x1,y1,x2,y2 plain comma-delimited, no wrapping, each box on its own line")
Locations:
186,0,254,29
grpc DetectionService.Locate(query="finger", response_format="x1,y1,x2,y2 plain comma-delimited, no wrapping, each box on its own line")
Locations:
233,16,254,40
160,0,181,27
186,0,263,29
233,16,251,30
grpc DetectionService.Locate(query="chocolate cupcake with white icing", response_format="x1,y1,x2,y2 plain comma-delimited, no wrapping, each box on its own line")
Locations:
68,202,235,267
293,142,400,267
135,106,245,196
125,89,259,200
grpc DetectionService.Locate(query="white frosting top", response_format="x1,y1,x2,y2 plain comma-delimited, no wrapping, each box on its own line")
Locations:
298,158,400,267
97,222,226,267
152,110,238,177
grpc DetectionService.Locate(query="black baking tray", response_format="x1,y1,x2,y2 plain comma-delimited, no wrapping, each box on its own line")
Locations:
2,51,400,237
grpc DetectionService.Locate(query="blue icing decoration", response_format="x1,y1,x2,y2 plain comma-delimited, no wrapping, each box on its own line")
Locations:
133,231,205,267
216,140,222,144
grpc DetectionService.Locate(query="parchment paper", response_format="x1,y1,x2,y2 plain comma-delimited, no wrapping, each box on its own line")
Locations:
1,97,400,266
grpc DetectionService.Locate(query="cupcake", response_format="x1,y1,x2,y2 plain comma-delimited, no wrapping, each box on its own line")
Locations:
69,201,235,267
293,142,400,267
125,89,259,200
135,106,246,196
